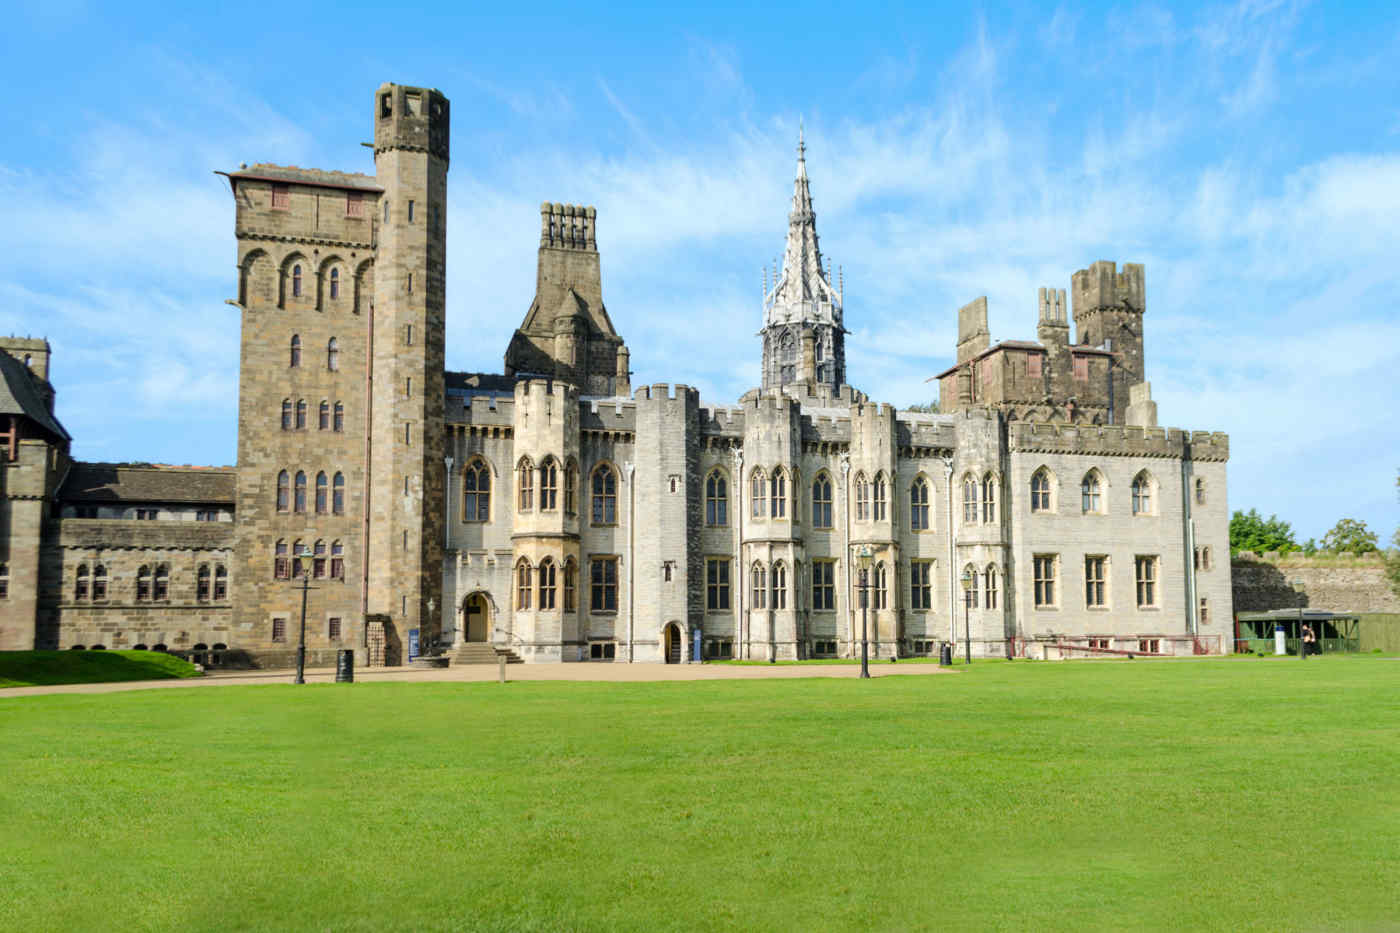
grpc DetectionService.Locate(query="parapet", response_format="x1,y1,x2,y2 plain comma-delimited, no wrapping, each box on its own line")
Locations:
513,377,578,408
1072,261,1145,314
633,383,700,404
1009,420,1226,461
540,202,597,251
956,296,990,363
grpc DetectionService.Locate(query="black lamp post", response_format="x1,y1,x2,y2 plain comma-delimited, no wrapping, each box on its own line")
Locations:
293,549,315,684
960,567,973,665
857,544,872,679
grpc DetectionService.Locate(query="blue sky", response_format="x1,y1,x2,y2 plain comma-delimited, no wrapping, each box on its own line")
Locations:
2,1,1398,543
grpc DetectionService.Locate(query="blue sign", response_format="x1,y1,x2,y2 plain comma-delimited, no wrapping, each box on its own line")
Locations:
408,628,420,662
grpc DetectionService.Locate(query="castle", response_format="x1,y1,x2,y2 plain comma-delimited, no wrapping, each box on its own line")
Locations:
0,83,1233,664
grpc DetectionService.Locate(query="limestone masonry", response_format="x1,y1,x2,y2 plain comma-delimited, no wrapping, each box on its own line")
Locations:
0,82,1233,664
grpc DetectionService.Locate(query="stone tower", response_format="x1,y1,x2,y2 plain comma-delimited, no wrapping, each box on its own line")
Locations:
505,203,630,396
1071,261,1145,424
760,129,845,392
368,83,450,650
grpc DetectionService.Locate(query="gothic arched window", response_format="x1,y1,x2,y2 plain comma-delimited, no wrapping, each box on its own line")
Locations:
1081,470,1103,514
772,561,787,610
706,469,728,527
539,458,558,511
327,338,339,372
464,459,490,521
333,401,344,432
292,264,303,298
750,468,767,518
1031,468,1053,512
319,400,329,430
873,473,887,521
751,562,767,610
329,267,340,300
295,399,307,430
910,477,930,530
289,334,301,368
517,457,534,511
315,471,328,514
770,468,787,519
982,473,998,523
294,471,307,513
854,472,869,521
332,472,345,515
962,474,979,524
516,559,533,610
811,473,833,529
276,470,290,512
281,399,292,431
539,559,557,610
591,464,617,525
1132,472,1155,515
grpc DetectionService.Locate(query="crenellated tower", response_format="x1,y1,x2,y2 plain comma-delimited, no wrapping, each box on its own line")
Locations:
760,129,846,393
367,82,450,649
1071,261,1145,424
505,203,630,396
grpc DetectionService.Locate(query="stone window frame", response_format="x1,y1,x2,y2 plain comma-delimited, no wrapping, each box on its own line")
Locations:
289,334,302,368
214,564,228,600
961,473,979,525
538,558,557,610
281,399,293,431
196,564,211,602
706,556,731,612
92,564,108,602
909,559,933,611
962,563,980,610
984,563,1000,610
1131,471,1157,516
1080,469,1105,515
564,459,579,516
563,558,577,612
589,641,618,660
811,559,836,612
589,555,619,613
1033,553,1058,609
873,560,888,610
981,472,999,523
749,467,767,519
1135,555,1159,609
590,463,619,526
1030,467,1055,514
516,456,535,512
538,457,559,512
750,561,766,610
811,471,834,530
705,468,729,527
333,401,345,432
770,467,788,520
330,542,344,581
271,617,288,643
74,564,90,601
910,475,932,531
771,560,787,610
515,558,533,611
295,399,307,430
872,472,887,522
853,471,869,522
1199,597,1210,626
1084,555,1108,609
1194,477,1207,506
463,457,491,522
136,565,152,602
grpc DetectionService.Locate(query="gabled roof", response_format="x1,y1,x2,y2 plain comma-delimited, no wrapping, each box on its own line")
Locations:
219,163,383,193
0,350,70,442
59,463,236,505
931,340,1116,379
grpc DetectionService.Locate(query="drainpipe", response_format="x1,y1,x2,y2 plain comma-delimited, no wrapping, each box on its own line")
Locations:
361,303,374,653
444,455,456,645
942,456,955,644
840,455,851,657
1182,459,1198,639
625,461,635,661
732,446,744,659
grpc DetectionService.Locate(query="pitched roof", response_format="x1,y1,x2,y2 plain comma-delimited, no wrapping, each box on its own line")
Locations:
0,350,70,442
220,163,383,193
60,463,236,505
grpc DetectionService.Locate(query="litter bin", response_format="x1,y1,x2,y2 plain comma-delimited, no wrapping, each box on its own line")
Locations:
940,642,952,667
335,649,354,683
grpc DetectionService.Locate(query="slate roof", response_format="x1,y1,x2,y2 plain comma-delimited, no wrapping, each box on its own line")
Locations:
60,463,236,505
0,350,70,442
445,371,517,393
222,163,383,193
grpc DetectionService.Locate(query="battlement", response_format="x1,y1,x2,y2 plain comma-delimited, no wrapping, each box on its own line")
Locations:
1009,421,1228,461
581,396,637,431
1072,261,1145,314
956,296,990,363
513,377,577,407
540,203,597,251
700,406,746,434
633,383,699,404
1038,287,1067,325
373,83,450,162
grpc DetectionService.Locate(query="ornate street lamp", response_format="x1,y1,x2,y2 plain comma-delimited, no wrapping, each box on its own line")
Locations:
292,547,316,684
960,566,973,665
857,544,873,679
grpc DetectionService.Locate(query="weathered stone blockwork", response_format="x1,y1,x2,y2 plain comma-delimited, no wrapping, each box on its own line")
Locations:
0,80,1234,664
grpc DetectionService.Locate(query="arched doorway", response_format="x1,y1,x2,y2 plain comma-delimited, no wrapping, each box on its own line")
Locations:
463,592,491,643
664,622,683,664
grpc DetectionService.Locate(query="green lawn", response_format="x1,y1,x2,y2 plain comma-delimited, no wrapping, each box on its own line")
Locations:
0,650,199,688
2,658,1398,932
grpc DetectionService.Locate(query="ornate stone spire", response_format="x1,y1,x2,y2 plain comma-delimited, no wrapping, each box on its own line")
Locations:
760,129,846,391
763,128,841,326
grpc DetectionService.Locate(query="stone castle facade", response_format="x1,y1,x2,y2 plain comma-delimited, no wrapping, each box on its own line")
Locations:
0,82,1233,664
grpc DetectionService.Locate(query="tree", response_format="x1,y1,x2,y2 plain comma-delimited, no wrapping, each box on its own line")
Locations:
1229,508,1299,556
1387,469,1400,597
1320,518,1379,555
906,401,939,413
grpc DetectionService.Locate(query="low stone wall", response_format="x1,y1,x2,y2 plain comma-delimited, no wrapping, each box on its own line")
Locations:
1232,552,1399,616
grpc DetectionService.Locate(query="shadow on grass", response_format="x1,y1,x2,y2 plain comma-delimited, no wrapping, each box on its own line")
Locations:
0,650,199,688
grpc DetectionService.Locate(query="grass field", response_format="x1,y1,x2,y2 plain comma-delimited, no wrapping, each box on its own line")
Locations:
0,650,199,688
2,658,1398,931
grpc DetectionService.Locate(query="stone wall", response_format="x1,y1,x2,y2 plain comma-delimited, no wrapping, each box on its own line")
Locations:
1231,552,1400,615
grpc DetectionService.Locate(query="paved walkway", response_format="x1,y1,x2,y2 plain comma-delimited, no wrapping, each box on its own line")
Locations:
1,660,953,698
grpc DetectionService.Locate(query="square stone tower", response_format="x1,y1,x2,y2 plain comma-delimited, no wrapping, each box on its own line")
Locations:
368,83,450,651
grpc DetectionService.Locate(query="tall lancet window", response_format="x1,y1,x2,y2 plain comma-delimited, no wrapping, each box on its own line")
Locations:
780,332,796,385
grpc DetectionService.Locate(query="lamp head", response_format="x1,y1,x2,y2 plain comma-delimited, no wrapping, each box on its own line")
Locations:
856,544,873,571
960,568,973,591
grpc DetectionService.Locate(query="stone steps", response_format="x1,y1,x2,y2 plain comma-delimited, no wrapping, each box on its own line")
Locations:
450,643,523,666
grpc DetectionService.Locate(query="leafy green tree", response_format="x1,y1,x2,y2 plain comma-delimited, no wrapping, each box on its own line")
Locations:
906,401,939,413
1320,518,1379,554
1386,470,1400,597
1229,508,1299,556
1302,538,1318,556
